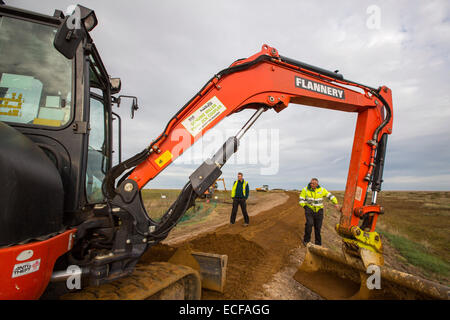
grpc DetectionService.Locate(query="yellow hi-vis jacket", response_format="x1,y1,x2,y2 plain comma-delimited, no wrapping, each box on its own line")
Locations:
231,180,249,198
299,185,338,212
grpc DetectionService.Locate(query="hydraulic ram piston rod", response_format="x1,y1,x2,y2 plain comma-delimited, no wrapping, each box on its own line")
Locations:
149,107,267,238
189,107,266,195
235,107,266,141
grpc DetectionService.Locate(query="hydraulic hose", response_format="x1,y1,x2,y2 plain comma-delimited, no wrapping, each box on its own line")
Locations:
149,182,196,240
365,88,392,203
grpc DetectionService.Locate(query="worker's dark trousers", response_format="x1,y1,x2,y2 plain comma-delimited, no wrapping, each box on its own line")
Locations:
230,198,249,224
303,207,324,245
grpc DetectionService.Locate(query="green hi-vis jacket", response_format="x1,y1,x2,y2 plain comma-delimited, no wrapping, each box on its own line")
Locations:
231,180,249,199
299,184,338,212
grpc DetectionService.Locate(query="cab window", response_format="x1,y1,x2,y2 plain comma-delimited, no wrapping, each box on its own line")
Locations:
86,94,109,203
0,16,72,127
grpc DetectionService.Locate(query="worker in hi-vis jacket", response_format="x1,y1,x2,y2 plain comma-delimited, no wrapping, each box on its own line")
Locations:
230,172,250,227
299,178,339,246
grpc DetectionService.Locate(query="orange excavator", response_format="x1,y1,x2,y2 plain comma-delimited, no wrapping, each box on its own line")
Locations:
0,4,447,300
201,177,226,199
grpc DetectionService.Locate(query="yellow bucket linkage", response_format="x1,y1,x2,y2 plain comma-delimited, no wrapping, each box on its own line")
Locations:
294,225,449,300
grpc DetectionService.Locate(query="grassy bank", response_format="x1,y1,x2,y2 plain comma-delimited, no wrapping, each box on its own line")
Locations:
332,191,450,283
141,189,232,224
380,230,450,279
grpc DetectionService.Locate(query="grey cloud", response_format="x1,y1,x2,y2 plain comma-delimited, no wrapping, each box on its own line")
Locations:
8,0,450,190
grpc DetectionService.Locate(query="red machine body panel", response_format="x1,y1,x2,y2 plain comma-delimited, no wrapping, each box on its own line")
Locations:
0,230,76,300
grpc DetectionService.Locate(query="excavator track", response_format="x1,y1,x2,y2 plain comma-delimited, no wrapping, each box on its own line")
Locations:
61,262,201,300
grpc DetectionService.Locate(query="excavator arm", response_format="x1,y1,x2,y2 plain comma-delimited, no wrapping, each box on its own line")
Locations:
109,44,392,190
101,44,393,283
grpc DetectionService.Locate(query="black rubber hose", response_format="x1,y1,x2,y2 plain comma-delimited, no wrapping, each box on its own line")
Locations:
149,182,197,240
364,88,392,201
103,147,150,198
279,55,344,80
369,89,392,141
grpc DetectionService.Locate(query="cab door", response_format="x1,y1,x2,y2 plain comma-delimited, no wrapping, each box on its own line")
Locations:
85,56,112,204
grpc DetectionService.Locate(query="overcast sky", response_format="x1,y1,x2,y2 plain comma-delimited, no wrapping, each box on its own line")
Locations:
9,0,450,190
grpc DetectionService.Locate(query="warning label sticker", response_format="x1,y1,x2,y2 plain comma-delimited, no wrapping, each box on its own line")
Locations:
181,96,227,137
12,259,41,278
155,150,173,168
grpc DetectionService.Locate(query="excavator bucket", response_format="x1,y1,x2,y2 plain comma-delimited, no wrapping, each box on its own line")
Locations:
167,246,228,293
294,243,449,300
192,252,228,293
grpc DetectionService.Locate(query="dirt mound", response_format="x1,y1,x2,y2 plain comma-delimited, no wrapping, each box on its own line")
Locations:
183,192,306,299
190,233,266,264
137,233,269,299
137,192,298,300
139,243,177,264
189,233,269,299
138,192,343,300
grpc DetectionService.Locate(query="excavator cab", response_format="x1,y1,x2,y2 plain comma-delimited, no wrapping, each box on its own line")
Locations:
0,5,117,216
0,4,226,300
0,4,142,221
0,4,114,298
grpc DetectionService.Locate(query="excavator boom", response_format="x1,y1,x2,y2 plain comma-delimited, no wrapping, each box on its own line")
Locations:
106,44,392,253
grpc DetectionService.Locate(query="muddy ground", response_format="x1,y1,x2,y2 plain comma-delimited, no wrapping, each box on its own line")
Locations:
141,191,329,299
140,190,447,300
164,191,288,246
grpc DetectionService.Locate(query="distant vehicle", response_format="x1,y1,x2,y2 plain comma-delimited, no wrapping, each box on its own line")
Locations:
256,185,269,192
